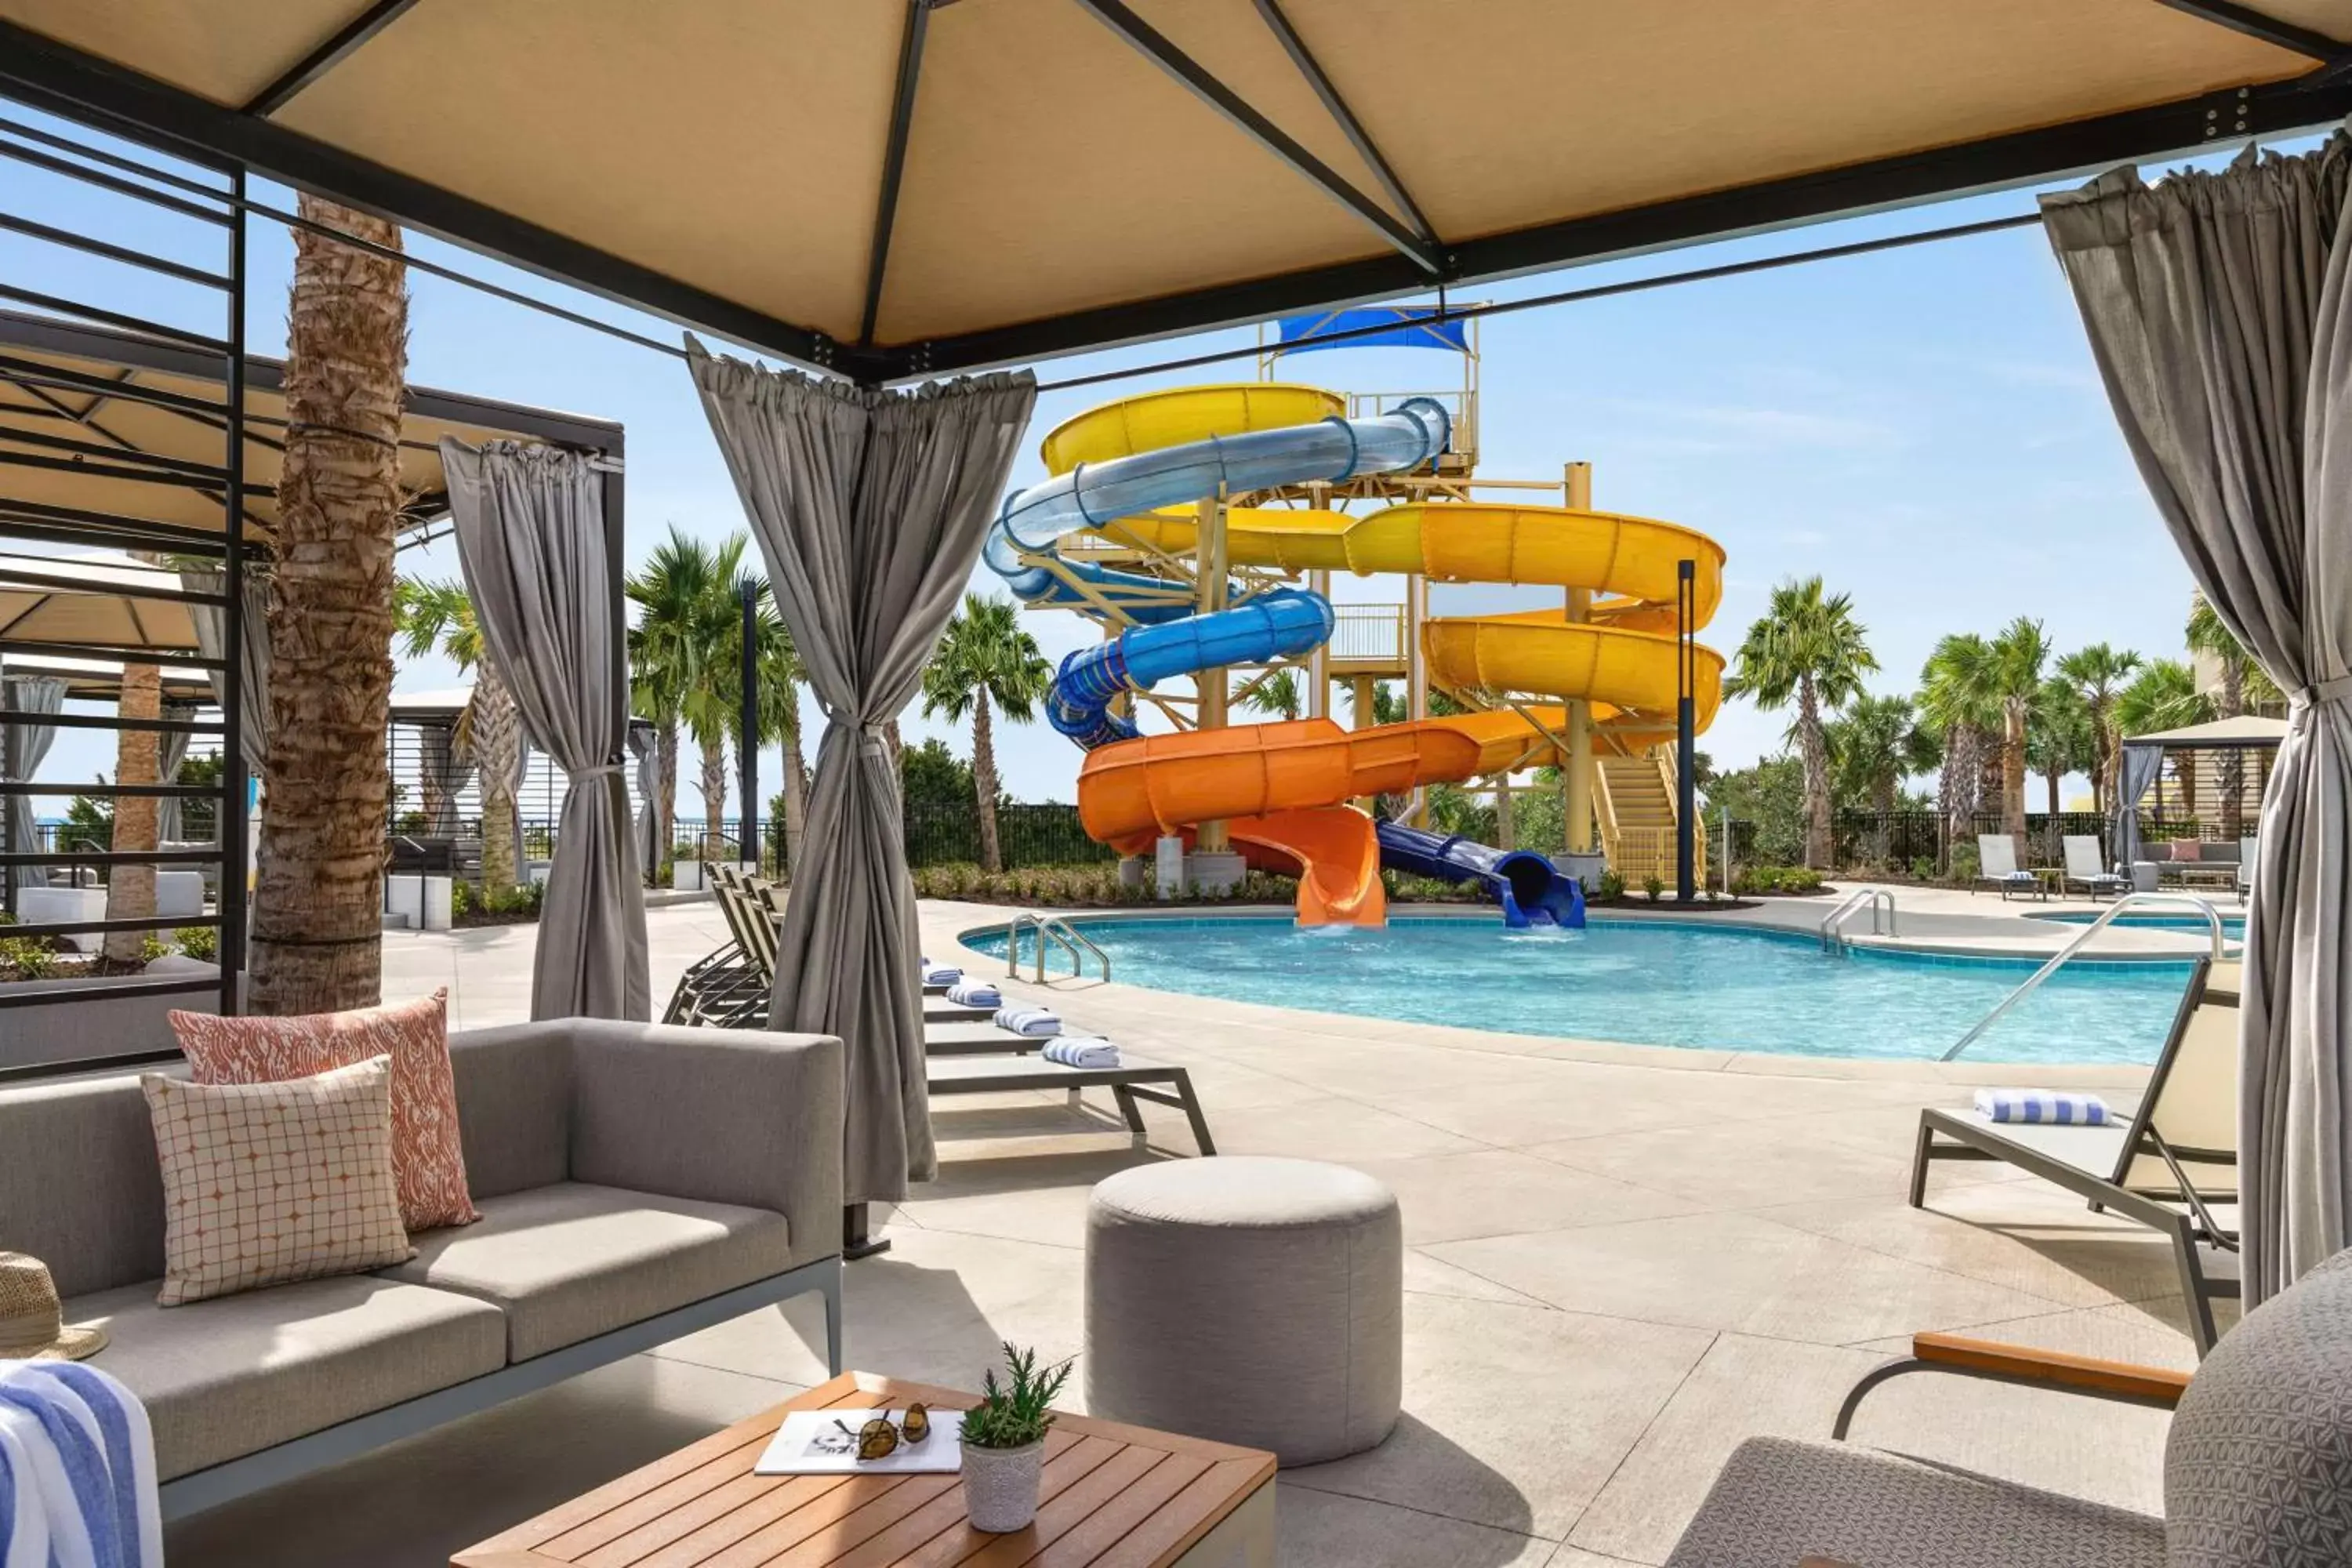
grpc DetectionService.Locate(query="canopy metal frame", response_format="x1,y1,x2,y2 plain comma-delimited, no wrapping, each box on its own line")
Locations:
2,9,2349,385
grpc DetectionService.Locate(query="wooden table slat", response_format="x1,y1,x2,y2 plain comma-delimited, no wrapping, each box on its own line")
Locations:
1083,1458,1276,1568
817,1436,1125,1568
453,1376,1272,1568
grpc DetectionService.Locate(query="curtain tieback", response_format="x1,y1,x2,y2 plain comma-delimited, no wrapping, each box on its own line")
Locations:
572,762,625,779
2288,675,2352,712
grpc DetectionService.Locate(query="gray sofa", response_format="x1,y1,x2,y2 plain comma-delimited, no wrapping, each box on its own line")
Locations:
0,1018,844,1519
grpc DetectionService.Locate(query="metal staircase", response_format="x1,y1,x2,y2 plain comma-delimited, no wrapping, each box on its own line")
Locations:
1596,748,1705,887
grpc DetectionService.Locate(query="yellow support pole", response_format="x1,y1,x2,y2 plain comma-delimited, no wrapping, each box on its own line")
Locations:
1406,572,1429,827
1196,488,1232,854
1563,461,1595,855
1307,567,1330,720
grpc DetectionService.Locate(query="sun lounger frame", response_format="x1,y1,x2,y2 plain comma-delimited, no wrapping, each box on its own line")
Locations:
926,1054,1217,1156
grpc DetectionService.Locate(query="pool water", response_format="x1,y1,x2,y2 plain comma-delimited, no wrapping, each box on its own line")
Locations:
967,916,2195,1065
2038,911,2246,940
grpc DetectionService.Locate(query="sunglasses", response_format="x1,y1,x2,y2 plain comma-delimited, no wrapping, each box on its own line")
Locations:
836,1403,931,1461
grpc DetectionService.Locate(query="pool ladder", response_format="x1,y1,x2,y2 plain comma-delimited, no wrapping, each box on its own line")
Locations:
1004,913,1112,985
1940,891,2228,1062
1819,889,1898,953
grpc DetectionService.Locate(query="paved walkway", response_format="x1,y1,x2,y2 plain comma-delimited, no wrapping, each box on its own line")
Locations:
182,890,2220,1567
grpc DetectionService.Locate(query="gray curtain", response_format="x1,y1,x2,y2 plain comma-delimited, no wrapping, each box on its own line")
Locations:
686,337,1036,1202
154,700,195,844
626,720,659,880
2112,741,2166,870
180,569,270,771
414,721,474,835
441,437,649,1022
4,676,65,889
2042,131,2352,1305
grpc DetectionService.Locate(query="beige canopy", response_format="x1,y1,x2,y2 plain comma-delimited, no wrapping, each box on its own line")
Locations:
1,2,2344,379
2126,712,2292,749
0,550,201,652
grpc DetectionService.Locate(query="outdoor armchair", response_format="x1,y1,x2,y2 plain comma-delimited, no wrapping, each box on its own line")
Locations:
2060,834,2130,901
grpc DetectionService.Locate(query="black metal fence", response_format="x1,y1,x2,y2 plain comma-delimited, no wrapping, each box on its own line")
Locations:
1716,809,2223,873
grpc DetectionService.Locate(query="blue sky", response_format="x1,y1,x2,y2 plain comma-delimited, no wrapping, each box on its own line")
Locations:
9,104,2309,815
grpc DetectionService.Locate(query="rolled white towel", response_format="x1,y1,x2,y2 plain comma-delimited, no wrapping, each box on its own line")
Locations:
923,964,963,988
993,1006,1062,1037
946,978,1002,1008
1043,1036,1120,1069
1973,1088,2111,1126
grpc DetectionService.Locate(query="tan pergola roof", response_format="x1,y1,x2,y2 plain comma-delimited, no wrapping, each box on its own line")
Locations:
2126,713,2292,749
0,648,214,702
0,310,622,555
0,550,201,652
2,2,2345,382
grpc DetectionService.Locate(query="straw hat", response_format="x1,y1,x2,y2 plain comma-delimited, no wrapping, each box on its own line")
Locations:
0,1252,107,1360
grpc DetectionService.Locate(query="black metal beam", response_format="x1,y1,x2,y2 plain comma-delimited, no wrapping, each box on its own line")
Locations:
0,636,223,668
1250,0,1436,245
0,20,870,380
2152,1,2349,65
244,0,425,117
899,67,2352,376
858,0,932,349
1071,0,1441,274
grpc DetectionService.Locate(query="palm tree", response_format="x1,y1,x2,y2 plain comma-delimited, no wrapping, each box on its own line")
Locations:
1237,670,1301,720
1827,692,1935,815
920,593,1049,873
626,528,757,865
1986,616,2051,845
2115,659,2214,822
250,197,406,1015
728,590,807,874
2055,643,2141,813
101,660,161,964
393,578,525,891
1918,633,1999,863
2026,677,2097,857
2186,592,2279,837
1722,577,1877,869
1347,681,1408,726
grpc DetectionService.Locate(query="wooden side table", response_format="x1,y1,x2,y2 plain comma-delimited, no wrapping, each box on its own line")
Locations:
454,1371,1276,1567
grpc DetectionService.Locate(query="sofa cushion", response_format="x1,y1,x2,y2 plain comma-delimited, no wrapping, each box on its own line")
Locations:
376,1182,791,1362
67,1274,506,1480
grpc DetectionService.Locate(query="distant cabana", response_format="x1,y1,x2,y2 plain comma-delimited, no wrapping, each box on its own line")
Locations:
2111,713,2288,867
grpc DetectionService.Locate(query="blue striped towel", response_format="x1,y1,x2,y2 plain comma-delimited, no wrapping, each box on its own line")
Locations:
946,978,1002,1009
1043,1036,1120,1069
923,964,962,988
0,1358,164,1568
993,1006,1062,1037
1973,1089,2111,1126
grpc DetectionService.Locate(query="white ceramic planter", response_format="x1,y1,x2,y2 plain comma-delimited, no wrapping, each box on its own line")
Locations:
960,1439,1044,1534
673,859,706,892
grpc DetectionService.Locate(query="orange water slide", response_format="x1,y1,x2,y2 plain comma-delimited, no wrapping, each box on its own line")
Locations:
1077,710,1567,926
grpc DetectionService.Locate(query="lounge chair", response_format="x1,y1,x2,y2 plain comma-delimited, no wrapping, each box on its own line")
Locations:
2060,834,2130,901
1971,833,2041,900
1663,1246,2352,1568
2237,833,2256,904
926,1052,1217,1156
1908,957,2239,1352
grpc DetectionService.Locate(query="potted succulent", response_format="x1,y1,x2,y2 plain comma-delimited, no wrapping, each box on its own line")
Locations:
960,1342,1073,1533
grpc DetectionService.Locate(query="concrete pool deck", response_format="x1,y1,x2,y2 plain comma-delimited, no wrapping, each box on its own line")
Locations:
175,889,2221,1566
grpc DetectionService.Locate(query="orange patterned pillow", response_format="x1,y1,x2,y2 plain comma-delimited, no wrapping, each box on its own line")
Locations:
143,1056,414,1305
171,990,479,1232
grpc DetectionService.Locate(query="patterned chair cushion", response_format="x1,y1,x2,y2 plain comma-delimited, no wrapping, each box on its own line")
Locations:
142,1057,414,1305
1664,1437,2165,1568
2165,1248,2352,1566
172,988,478,1232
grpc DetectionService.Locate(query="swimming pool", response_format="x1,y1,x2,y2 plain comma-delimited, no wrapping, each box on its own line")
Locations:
2036,911,2245,940
966,916,2194,1065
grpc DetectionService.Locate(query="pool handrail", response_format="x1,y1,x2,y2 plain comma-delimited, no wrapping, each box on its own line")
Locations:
1940,892,2227,1062
1820,887,1897,953
1004,912,1112,985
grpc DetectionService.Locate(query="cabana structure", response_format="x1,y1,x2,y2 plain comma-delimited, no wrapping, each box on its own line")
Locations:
2111,712,2290,869
0,289,627,1076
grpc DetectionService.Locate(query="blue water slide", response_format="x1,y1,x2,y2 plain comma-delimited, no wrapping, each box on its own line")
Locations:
982,396,1450,599
1374,821,1587,930
1048,588,1334,748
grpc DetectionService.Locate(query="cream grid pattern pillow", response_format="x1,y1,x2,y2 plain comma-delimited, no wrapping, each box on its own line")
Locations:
143,1055,416,1306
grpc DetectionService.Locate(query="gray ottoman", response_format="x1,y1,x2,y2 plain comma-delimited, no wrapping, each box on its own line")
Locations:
1084,1156,1402,1465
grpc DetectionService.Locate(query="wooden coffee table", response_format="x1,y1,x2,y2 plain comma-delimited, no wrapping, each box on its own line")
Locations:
453,1372,1277,1567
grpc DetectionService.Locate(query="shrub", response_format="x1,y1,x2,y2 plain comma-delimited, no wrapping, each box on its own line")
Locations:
1909,855,1938,883
1596,869,1627,902
1949,844,1980,884
1642,875,1664,902
1731,864,1827,896
140,933,170,965
0,914,60,981
176,924,219,964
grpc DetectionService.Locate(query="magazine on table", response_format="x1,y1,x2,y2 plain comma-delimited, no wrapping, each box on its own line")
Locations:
754,1408,966,1475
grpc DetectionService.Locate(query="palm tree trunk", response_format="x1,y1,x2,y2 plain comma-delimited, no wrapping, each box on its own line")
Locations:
103,661,161,964
1797,678,1831,869
1940,724,1980,870
655,720,679,872
2218,663,2245,839
2003,702,2029,848
699,735,728,863
470,664,521,891
782,721,808,880
251,196,405,1015
972,691,1002,874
